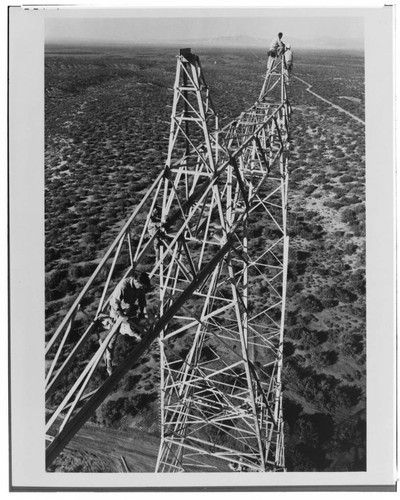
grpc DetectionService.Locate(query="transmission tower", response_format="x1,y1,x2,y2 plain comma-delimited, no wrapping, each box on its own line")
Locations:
45,48,290,473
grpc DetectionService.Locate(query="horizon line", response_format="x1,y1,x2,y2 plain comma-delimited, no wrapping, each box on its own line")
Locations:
44,39,364,51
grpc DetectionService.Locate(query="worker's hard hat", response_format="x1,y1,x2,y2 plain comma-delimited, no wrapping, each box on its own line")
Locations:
286,44,291,49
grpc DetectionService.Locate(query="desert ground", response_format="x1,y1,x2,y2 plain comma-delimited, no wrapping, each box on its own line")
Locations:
45,44,365,472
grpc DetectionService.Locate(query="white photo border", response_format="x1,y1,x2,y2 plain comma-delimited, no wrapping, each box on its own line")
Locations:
8,3,397,491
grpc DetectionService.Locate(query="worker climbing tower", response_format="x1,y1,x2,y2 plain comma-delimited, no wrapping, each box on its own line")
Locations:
45,47,291,473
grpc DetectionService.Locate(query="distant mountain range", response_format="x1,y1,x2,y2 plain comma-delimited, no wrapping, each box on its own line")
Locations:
166,34,364,51
47,34,364,52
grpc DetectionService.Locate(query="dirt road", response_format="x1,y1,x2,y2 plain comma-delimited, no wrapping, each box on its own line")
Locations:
293,75,365,125
66,423,160,472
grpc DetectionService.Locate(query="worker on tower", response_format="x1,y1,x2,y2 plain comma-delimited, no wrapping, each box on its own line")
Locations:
104,269,151,375
283,43,293,85
267,32,285,72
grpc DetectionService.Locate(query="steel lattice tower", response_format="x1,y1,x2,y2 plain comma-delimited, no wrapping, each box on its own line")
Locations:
45,48,290,473
155,49,290,472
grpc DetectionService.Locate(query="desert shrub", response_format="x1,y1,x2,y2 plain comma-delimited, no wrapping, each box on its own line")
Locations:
332,384,363,410
336,287,357,303
291,170,304,182
122,374,142,392
333,415,366,449
333,186,347,197
298,294,324,313
322,297,339,308
300,330,322,349
133,393,158,410
296,250,310,261
339,333,365,357
313,330,330,345
344,242,358,255
301,222,324,240
68,262,98,279
82,231,100,246
297,312,314,326
289,413,335,460
282,398,303,428
348,270,366,294
295,417,321,447
302,373,339,410
57,278,76,295
287,260,306,280
352,203,365,214
307,348,338,368
283,341,295,357
96,391,157,428
45,268,76,301
287,326,308,341
323,200,342,209
343,195,362,205
341,208,358,224
304,209,320,221
304,185,317,195
97,398,127,427
46,246,61,263
321,286,336,300
247,225,263,239
262,226,283,240
350,221,365,237
324,350,338,365
286,281,304,296
340,174,355,183
288,443,330,472
285,309,300,327
313,173,326,183
45,268,68,289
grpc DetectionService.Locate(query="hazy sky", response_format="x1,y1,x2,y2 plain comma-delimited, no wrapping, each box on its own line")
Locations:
45,10,364,47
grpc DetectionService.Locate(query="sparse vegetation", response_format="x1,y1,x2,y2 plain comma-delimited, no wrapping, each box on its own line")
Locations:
45,44,365,472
